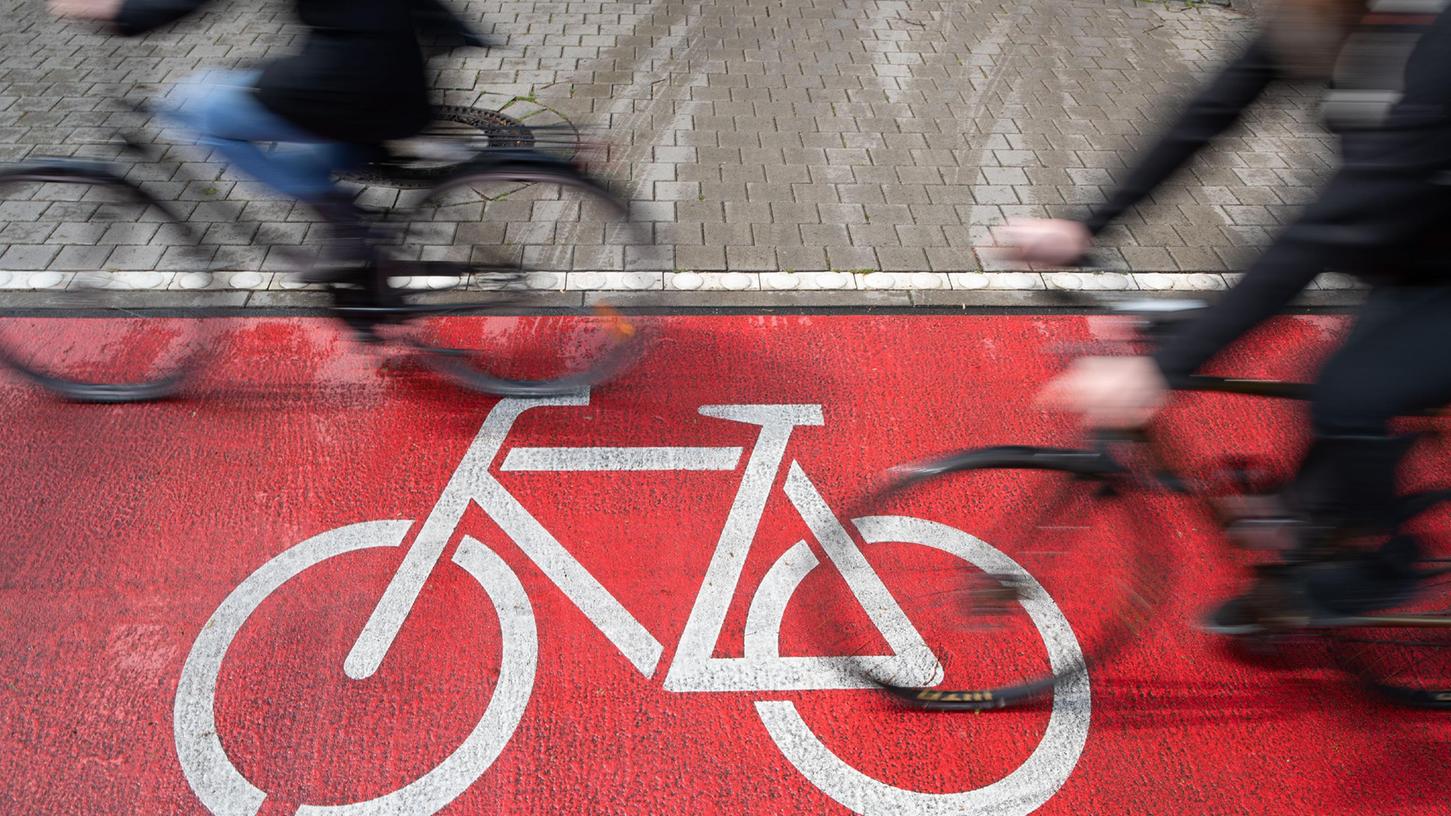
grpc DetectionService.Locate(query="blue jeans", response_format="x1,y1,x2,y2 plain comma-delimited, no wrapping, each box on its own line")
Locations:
163,70,364,204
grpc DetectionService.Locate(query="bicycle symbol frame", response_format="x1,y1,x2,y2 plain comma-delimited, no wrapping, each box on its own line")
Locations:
174,392,1090,815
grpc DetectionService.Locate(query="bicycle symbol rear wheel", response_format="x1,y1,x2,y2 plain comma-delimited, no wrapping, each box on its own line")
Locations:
174,520,537,815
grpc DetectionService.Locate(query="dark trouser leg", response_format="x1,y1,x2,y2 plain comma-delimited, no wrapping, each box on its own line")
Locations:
308,192,376,274
1299,285,1451,525
1294,285,1451,608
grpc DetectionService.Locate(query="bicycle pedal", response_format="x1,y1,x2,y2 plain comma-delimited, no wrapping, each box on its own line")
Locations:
592,305,637,338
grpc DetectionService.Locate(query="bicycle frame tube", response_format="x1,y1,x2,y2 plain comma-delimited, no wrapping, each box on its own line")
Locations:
1336,615,1451,628
1179,373,1441,417
345,392,943,692
1179,375,1313,401
344,392,666,681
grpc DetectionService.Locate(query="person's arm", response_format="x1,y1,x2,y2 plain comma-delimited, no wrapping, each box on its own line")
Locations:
116,0,207,33
111,0,209,35
1041,14,1451,429
993,36,1285,267
1150,237,1323,384
1083,36,1283,235
1154,16,1451,382
50,0,209,34
1040,154,1449,425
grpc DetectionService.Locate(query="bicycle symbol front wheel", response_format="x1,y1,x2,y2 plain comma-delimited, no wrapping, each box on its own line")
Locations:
751,514,1091,816
174,520,537,816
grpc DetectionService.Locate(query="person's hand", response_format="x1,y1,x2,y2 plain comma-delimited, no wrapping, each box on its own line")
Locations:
989,218,1093,266
49,0,122,20
1037,356,1169,429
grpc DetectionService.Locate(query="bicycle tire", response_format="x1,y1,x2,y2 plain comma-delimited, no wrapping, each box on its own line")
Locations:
339,106,536,189
0,162,213,402
1332,489,1451,709
376,157,657,397
843,445,1170,711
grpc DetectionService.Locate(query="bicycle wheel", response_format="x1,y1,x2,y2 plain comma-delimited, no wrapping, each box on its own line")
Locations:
0,163,213,402
1333,489,1451,709
835,445,1169,710
383,158,658,397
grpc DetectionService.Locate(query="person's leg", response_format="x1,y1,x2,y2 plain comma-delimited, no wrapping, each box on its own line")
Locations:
165,71,375,279
1301,285,1451,521
1296,285,1451,610
166,70,359,203
1205,285,1451,630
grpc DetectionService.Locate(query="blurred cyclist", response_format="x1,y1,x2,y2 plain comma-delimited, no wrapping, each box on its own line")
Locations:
50,0,485,282
996,0,1451,632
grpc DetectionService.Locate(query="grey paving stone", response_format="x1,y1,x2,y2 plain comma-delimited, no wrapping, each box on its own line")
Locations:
726,245,776,272
156,245,215,271
826,245,877,271
96,222,159,245
1120,245,1179,272
49,244,113,271
0,244,60,269
775,246,828,271
105,244,165,270
675,245,726,271
0,222,57,243
876,247,930,272
925,246,978,272
0,0,1328,293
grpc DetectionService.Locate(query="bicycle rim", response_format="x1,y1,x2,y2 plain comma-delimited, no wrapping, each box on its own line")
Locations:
387,162,658,396
833,446,1169,711
0,167,213,402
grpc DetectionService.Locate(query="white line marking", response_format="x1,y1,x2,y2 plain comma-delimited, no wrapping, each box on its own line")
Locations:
501,446,742,471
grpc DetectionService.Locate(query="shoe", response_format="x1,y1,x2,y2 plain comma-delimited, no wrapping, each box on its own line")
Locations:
1303,549,1422,616
1199,565,1322,637
1200,594,1269,637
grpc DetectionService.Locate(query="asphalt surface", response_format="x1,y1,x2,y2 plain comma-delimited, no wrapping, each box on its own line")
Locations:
0,312,1446,815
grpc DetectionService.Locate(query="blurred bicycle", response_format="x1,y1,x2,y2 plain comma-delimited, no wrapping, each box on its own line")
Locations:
856,297,1451,711
0,0,657,401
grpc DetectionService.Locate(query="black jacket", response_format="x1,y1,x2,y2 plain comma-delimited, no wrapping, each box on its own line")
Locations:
1083,15,1451,382
115,0,481,143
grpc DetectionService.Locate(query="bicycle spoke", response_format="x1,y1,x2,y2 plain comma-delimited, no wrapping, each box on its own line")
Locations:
846,449,1158,709
387,162,657,396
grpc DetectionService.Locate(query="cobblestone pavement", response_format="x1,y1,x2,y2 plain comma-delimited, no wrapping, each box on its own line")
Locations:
0,0,1348,295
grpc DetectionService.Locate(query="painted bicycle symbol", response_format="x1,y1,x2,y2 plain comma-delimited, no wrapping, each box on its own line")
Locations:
174,392,1090,815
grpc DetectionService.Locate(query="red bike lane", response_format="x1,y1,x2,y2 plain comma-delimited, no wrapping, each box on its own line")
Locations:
0,314,1445,815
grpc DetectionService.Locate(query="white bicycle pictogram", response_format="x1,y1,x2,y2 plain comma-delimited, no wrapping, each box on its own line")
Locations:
174,392,1091,816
